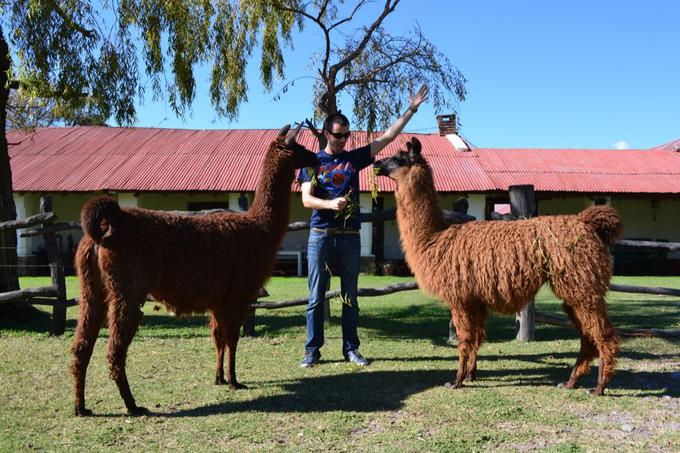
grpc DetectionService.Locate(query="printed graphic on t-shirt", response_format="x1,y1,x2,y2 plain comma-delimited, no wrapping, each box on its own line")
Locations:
318,161,356,198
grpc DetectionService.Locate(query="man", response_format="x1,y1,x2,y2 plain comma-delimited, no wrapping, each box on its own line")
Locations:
298,85,429,367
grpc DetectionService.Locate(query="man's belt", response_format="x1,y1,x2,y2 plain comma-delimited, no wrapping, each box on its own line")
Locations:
311,227,360,235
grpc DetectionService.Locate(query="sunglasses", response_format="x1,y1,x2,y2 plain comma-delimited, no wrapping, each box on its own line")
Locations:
327,131,351,139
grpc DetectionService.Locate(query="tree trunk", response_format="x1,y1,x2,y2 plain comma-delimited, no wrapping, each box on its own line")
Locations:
0,29,24,317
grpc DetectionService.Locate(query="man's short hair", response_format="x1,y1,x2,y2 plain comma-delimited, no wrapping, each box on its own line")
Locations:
323,112,350,132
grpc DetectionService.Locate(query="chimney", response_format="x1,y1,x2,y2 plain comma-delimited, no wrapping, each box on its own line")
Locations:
437,114,458,136
437,113,469,152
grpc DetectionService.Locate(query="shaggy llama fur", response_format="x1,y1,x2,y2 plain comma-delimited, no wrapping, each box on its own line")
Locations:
71,127,318,416
375,137,623,395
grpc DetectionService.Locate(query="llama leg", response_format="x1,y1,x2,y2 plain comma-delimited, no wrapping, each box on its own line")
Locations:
465,305,488,382
210,313,228,385
106,293,148,415
588,306,619,395
564,301,619,395
447,307,473,388
224,303,250,390
71,282,107,416
560,303,598,389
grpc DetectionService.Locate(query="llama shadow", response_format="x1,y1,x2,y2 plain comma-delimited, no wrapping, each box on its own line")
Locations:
154,360,678,418
370,349,680,398
158,369,450,417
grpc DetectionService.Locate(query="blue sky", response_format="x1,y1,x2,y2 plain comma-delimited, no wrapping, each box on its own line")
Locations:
134,1,679,150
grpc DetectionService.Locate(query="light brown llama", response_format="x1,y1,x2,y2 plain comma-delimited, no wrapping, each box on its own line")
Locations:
374,137,623,395
71,126,318,416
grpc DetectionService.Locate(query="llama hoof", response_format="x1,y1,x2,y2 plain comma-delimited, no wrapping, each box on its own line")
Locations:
127,406,150,416
557,382,575,389
465,373,476,382
229,382,248,390
444,381,464,389
215,377,228,385
75,407,93,417
586,387,604,396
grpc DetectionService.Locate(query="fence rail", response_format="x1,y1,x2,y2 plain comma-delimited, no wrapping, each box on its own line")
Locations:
0,286,58,304
0,196,80,335
616,239,680,252
245,280,680,338
1,201,678,339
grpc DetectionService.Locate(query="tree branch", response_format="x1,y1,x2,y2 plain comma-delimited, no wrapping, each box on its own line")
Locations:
44,0,96,38
327,0,368,32
316,0,331,22
329,0,399,73
321,0,399,112
271,2,332,85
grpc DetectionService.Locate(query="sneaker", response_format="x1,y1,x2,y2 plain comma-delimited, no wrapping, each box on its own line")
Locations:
300,350,321,368
345,350,369,366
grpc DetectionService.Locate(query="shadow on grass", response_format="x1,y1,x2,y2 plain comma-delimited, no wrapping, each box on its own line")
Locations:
250,306,532,342
145,362,679,418
4,295,677,347
0,308,55,333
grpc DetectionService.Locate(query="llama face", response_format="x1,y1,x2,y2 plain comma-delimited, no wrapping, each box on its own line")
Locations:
276,124,319,169
373,137,423,179
290,143,319,169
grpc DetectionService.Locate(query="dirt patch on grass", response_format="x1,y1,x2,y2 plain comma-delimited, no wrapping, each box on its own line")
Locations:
495,396,679,451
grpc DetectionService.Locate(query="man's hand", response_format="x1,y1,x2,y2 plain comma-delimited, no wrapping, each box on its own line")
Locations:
409,84,429,111
326,197,348,211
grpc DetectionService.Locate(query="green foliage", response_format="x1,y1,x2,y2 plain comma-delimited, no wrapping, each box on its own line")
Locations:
345,26,467,132
3,0,299,125
6,89,107,130
3,1,465,130
295,1,467,131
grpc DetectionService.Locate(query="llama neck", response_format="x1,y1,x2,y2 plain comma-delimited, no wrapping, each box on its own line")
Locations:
395,165,446,254
247,149,294,238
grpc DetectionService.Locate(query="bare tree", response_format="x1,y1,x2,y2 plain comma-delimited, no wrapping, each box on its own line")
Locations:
273,0,466,145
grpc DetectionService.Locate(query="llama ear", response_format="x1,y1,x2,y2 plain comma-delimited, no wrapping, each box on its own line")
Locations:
277,124,291,138
407,137,421,160
410,137,421,155
284,122,303,146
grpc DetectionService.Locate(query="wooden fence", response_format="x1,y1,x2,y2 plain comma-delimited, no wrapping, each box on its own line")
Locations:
0,197,678,340
0,196,79,335
245,275,680,339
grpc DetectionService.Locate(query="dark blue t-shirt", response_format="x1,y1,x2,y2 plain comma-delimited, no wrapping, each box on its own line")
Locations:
297,145,373,230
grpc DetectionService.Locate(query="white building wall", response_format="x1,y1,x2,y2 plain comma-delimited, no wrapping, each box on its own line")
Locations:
117,193,139,208
612,198,680,242
12,191,680,263
467,194,486,222
359,193,373,257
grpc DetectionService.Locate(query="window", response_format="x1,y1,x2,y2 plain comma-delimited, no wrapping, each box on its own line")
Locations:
187,201,229,211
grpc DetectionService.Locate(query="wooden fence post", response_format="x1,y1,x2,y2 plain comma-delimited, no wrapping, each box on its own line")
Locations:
41,196,67,336
242,306,256,337
509,185,537,342
324,278,331,322
449,318,457,343
242,287,268,337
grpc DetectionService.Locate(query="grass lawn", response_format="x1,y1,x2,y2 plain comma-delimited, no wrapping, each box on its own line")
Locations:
1,275,678,452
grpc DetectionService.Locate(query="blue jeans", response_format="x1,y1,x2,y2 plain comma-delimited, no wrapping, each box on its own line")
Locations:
305,229,361,354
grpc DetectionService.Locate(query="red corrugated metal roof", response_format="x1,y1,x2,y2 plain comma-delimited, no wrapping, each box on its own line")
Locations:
652,138,680,152
7,127,680,194
475,147,680,193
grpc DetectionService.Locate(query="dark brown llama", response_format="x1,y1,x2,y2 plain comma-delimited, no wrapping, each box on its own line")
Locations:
71,126,318,416
374,137,623,395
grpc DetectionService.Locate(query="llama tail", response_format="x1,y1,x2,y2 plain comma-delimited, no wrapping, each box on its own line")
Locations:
80,195,123,244
578,206,623,246
74,235,104,300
